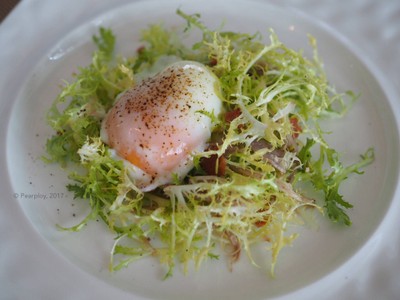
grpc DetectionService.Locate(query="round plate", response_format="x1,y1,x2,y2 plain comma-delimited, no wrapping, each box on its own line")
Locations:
3,0,400,299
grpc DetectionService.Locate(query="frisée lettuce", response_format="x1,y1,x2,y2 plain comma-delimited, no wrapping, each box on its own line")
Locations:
45,10,374,278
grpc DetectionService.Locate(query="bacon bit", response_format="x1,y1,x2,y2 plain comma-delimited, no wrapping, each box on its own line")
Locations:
209,57,218,66
224,108,241,123
247,62,266,77
225,108,247,132
218,156,227,176
255,220,267,227
136,45,146,54
200,151,226,176
290,116,302,138
251,139,287,173
254,206,271,228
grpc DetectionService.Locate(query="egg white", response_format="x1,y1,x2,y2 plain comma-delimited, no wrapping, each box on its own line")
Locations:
101,60,223,191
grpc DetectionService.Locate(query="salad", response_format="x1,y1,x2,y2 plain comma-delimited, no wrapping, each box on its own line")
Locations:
45,10,374,278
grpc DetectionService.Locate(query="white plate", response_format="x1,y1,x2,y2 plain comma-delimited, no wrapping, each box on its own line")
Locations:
1,0,400,299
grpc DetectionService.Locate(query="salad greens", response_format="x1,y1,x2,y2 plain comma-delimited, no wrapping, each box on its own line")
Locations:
45,10,374,277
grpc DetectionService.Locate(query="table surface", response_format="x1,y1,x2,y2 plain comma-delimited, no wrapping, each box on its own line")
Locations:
0,0,19,22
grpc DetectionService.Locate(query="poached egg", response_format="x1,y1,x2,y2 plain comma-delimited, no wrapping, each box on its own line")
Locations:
101,60,223,191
